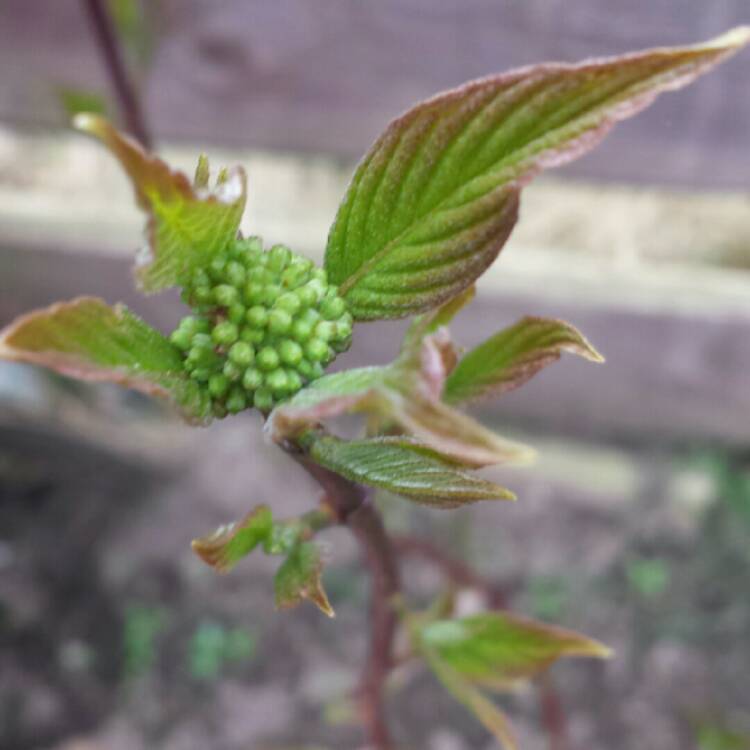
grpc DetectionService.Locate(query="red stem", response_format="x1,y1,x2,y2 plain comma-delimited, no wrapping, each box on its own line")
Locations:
81,0,152,149
292,450,399,749
349,500,401,750
539,673,569,750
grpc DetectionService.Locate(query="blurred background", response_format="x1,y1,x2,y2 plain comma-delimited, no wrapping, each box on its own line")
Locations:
1,2,749,749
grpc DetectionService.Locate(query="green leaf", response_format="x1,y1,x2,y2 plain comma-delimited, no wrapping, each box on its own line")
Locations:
425,653,518,750
309,435,515,508
191,505,274,573
444,316,603,405
74,114,247,292
275,541,334,618
325,28,750,321
0,296,210,420
419,611,611,691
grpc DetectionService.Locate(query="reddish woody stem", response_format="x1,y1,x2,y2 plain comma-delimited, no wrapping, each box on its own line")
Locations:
349,499,401,750
292,450,400,750
82,0,152,149
291,446,565,750
539,672,569,750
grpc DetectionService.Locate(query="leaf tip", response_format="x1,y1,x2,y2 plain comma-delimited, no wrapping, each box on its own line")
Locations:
72,111,110,141
584,346,606,364
706,25,750,51
590,641,615,660
189,536,229,573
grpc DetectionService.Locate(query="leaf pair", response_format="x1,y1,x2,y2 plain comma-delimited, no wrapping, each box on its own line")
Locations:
191,505,334,617
412,610,611,749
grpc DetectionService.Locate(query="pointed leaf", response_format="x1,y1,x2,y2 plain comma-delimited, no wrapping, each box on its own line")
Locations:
0,296,210,420
384,390,534,468
74,114,247,292
191,505,274,573
309,436,515,509
420,611,611,691
275,541,334,618
325,28,750,320
444,316,603,405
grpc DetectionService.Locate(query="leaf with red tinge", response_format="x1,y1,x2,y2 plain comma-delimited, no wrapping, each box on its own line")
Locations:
0,296,210,420
275,541,334,618
74,114,247,292
384,390,534,469
191,505,274,573
325,28,750,321
444,316,604,405
269,353,532,469
419,611,612,691
309,435,515,508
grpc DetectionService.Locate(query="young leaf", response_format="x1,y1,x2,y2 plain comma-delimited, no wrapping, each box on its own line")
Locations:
267,367,387,439
269,359,532,468
275,541,334,618
395,289,475,395
383,390,534,468
191,505,274,573
425,652,518,750
309,436,515,508
74,114,247,292
419,611,612,691
444,316,604,405
325,28,750,320
0,296,210,420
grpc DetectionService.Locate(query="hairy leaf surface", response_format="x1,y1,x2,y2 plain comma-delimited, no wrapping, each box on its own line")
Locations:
444,316,603,405
0,296,210,420
325,28,750,320
74,114,247,292
309,436,515,508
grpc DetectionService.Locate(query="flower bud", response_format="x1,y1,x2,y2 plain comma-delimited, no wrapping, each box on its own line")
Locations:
170,237,352,418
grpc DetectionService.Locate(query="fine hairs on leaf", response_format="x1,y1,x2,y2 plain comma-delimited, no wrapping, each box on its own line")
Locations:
0,26,747,750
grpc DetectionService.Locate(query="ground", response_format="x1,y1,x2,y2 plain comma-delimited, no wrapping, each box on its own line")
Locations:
1,365,749,750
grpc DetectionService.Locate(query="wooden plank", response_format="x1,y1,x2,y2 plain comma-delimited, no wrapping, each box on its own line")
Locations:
1,0,748,188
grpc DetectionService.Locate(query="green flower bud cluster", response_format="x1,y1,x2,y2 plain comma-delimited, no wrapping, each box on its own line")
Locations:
169,237,352,417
